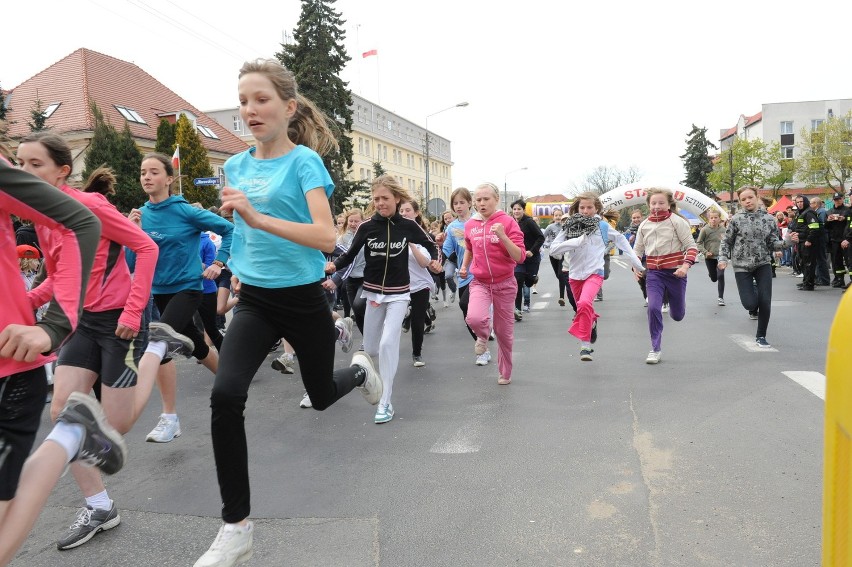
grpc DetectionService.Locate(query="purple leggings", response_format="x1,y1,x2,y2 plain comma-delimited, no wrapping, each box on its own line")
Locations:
646,269,687,351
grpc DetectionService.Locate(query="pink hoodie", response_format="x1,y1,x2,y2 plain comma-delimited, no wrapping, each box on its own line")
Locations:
464,210,525,284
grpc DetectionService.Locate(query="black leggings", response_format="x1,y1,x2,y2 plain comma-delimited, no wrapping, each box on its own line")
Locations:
734,264,773,338
457,283,476,340
154,290,209,361
198,291,223,351
345,277,366,334
549,255,567,299
704,258,725,299
211,282,364,523
409,288,430,356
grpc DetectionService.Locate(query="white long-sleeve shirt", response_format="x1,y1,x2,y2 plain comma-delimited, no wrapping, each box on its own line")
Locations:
550,222,644,281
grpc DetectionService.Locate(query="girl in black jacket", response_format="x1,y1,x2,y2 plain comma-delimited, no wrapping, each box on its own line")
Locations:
331,175,440,424
510,199,544,320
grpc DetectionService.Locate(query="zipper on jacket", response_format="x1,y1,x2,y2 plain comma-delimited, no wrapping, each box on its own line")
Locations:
482,217,494,283
381,219,390,293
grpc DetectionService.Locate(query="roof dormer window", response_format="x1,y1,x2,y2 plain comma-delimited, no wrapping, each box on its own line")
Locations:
43,103,60,119
115,105,146,124
197,125,219,139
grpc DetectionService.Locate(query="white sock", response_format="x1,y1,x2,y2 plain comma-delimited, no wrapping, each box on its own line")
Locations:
45,421,85,462
162,413,178,421
85,490,112,511
145,340,167,359
581,342,592,350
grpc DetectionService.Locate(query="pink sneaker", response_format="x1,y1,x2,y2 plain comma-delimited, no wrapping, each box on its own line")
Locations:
497,376,511,385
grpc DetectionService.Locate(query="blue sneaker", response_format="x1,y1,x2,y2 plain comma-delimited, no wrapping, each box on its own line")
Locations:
374,403,394,424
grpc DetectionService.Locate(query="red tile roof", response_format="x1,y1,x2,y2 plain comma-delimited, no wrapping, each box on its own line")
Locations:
6,48,247,155
720,111,762,141
527,194,571,202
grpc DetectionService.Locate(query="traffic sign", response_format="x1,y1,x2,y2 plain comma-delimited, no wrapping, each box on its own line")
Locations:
193,177,220,186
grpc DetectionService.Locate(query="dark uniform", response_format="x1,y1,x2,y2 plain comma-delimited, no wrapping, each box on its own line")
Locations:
790,195,821,290
826,193,851,288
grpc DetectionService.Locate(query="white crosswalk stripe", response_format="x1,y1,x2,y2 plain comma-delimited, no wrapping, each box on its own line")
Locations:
729,334,779,352
782,371,826,400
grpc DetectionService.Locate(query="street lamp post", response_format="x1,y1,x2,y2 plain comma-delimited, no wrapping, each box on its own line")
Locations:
504,167,528,211
424,102,469,218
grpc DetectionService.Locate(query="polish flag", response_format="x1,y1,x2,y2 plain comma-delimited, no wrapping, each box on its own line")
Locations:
172,146,180,171
362,49,378,58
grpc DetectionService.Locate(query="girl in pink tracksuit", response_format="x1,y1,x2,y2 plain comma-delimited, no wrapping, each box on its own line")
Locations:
459,183,525,385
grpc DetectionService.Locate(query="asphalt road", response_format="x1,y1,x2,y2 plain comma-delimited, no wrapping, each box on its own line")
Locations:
12,257,837,567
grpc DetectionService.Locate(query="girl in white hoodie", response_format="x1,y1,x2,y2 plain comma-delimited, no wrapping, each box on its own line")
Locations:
550,192,644,361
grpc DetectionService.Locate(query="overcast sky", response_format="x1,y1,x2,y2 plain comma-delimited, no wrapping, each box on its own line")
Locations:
5,0,851,197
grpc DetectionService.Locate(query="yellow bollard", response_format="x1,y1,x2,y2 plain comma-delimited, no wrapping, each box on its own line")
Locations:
824,289,852,566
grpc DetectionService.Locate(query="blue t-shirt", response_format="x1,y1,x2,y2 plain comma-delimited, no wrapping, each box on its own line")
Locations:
224,145,334,288
200,233,218,294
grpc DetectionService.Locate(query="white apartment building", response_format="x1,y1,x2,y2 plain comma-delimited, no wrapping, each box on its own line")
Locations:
720,98,852,190
206,92,458,211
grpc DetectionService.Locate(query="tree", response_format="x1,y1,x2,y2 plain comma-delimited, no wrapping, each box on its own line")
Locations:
794,111,852,193
155,118,177,155
0,82,9,136
276,0,355,213
708,138,792,202
174,114,216,207
574,165,641,195
83,103,144,213
28,95,48,132
680,124,717,196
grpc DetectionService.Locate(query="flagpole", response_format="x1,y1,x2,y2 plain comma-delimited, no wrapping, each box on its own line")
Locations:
178,145,182,195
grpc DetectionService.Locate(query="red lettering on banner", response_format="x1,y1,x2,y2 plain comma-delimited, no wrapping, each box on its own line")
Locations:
673,191,685,201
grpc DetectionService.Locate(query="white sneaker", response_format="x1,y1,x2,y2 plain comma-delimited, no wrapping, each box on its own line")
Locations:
146,415,181,443
475,351,491,366
335,317,354,353
531,286,538,294
299,392,312,408
644,298,648,307
194,522,254,567
351,352,382,405
661,303,669,313
645,351,661,364
449,292,456,304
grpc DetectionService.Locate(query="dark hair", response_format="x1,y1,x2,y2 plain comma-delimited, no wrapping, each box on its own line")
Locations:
82,166,116,196
510,199,527,211
401,198,430,232
141,152,174,176
20,131,73,172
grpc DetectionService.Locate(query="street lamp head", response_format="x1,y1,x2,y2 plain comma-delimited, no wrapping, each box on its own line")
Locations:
456,102,469,108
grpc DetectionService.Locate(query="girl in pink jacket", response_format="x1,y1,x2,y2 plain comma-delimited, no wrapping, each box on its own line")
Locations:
459,183,525,385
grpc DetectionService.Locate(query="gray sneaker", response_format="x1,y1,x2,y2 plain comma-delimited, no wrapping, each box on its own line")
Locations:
271,353,295,374
57,503,120,550
352,352,382,405
148,322,195,358
56,392,127,475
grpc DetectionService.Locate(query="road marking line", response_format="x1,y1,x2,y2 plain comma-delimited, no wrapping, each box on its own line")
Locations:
532,301,548,310
541,292,553,298
782,371,826,400
612,258,629,270
430,404,490,454
729,334,778,352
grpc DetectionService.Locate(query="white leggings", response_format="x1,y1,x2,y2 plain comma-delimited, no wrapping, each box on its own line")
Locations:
362,299,407,407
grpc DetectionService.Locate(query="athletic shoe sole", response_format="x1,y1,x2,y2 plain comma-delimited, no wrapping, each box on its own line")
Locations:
58,392,128,475
148,322,195,358
352,353,382,405
57,512,121,550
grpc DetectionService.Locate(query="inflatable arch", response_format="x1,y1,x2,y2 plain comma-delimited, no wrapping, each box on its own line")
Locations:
598,182,729,221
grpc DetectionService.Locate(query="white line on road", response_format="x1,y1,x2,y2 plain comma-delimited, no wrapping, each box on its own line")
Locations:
612,257,629,270
430,404,492,454
729,334,779,353
782,371,826,400
541,292,553,298
532,301,549,310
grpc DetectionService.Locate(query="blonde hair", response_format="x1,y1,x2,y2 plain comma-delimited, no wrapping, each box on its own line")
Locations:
371,175,412,212
569,192,603,215
239,59,339,156
475,182,500,199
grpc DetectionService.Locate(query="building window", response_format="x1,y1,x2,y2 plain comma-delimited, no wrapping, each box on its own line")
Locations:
364,140,371,157
781,146,794,159
358,138,363,154
780,121,793,134
812,119,825,131
43,103,61,119
383,146,387,160
359,167,365,179
115,105,146,124
232,116,242,133
197,125,219,139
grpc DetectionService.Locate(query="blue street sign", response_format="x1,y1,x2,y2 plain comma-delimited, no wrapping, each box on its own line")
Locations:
193,177,220,186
